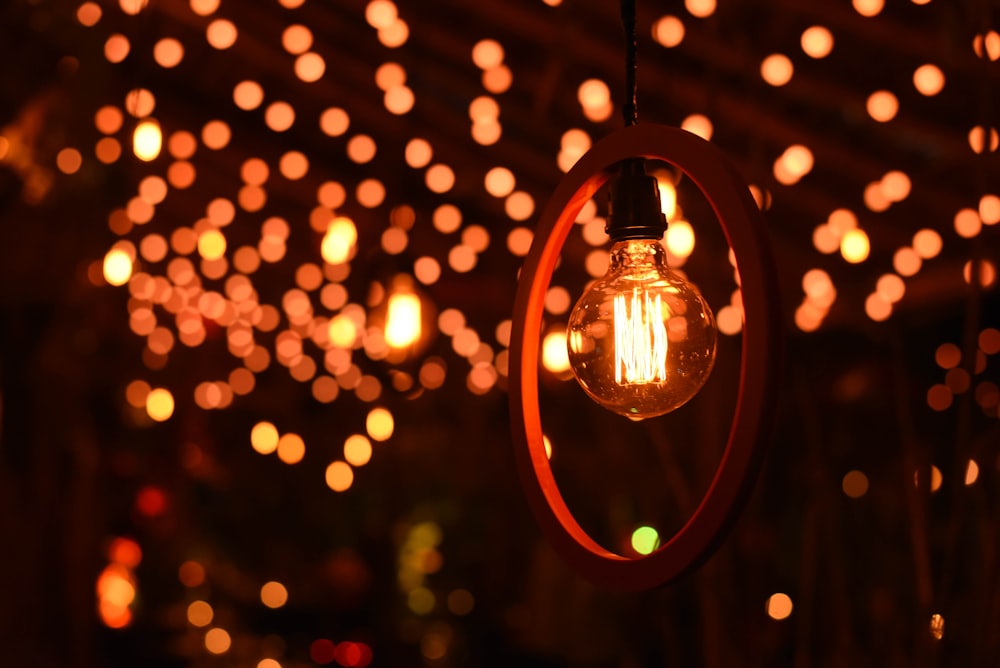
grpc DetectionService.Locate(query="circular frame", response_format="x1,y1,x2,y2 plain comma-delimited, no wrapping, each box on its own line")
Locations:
508,124,781,591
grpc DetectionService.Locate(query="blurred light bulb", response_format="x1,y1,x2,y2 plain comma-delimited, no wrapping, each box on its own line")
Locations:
372,274,435,363
385,289,421,349
566,162,717,420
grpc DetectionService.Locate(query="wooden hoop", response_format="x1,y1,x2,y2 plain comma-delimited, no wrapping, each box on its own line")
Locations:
508,124,780,591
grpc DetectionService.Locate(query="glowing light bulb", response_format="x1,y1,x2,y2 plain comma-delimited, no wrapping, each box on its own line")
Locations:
566,162,717,420
371,274,435,363
385,289,421,349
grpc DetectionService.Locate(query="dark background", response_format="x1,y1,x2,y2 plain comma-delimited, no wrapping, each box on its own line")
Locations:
1,0,999,666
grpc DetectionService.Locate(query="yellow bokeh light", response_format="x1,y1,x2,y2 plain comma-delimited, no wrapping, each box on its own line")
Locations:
103,248,133,286
146,388,175,422
665,220,695,258
840,229,870,263
133,119,162,161
408,586,435,614
630,526,660,555
541,330,570,374
327,316,358,350
197,229,227,260
260,581,288,608
344,434,373,467
321,217,358,264
251,421,279,455
366,407,394,441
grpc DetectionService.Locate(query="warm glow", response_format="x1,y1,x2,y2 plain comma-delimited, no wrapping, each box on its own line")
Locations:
913,64,945,96
260,581,289,608
282,24,313,54
265,102,295,132
206,19,237,50
153,38,184,68
344,434,373,467
133,119,162,161
880,170,911,202
328,315,358,348
485,166,515,197
204,627,232,654
276,433,306,464
103,248,133,286
187,600,214,627
321,217,358,264
366,407,394,441
665,220,695,258
320,107,350,137
652,15,685,48
685,0,716,18
542,330,570,374
840,229,870,263
801,26,833,58
197,229,227,260
325,460,354,492
766,593,794,620
760,54,794,86
471,39,504,70
853,0,884,16
981,194,1000,224
680,114,712,140
146,388,175,421
866,91,898,122
614,289,668,385
385,291,422,349
842,470,869,498
251,421,279,455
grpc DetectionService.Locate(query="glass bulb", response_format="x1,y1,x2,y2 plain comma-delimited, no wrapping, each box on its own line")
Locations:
566,238,717,420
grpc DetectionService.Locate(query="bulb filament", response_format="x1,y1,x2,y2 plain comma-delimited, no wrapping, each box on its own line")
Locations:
614,287,668,385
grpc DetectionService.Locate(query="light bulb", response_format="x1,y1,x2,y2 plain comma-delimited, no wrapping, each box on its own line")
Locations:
566,161,717,420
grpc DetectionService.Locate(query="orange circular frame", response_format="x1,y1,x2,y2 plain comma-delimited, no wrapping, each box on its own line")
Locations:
508,124,781,591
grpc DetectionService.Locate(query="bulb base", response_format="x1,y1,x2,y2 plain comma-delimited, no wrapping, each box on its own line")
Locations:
606,159,668,241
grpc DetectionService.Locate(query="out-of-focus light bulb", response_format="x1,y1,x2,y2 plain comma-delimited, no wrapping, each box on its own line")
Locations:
372,273,435,363
385,286,422,349
566,162,717,420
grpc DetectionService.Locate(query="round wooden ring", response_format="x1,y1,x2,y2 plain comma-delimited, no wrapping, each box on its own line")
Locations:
508,124,781,591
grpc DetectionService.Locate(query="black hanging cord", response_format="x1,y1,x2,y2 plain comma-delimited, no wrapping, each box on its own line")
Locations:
620,0,638,127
